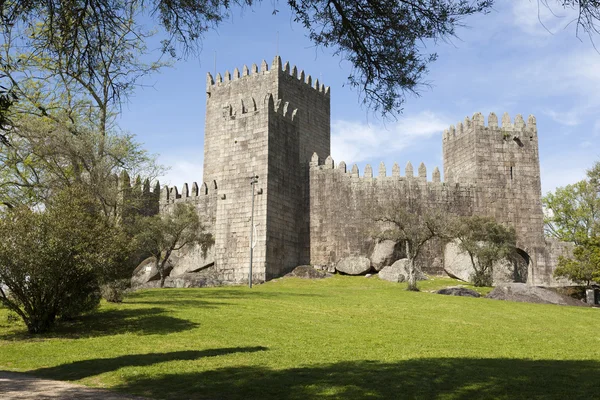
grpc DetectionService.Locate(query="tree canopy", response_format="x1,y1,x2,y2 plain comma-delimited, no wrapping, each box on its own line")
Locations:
2,0,598,121
546,161,600,286
374,201,451,291
451,215,516,287
0,186,131,333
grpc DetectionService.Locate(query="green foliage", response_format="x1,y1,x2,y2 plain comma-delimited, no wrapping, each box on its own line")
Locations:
542,179,599,244
134,203,214,287
0,277,599,399
452,216,516,287
545,162,600,286
375,203,450,291
554,236,600,286
0,186,131,333
100,279,131,303
2,2,600,117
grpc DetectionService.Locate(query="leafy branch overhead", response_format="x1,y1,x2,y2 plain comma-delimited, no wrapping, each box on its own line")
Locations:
2,1,600,117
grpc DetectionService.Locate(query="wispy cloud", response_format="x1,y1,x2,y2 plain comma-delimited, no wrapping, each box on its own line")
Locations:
158,157,204,188
543,109,582,126
331,111,449,164
511,0,579,37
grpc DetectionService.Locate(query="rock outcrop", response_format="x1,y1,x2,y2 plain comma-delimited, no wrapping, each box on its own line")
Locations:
370,240,403,271
335,257,372,275
487,283,588,307
286,265,332,279
436,286,481,298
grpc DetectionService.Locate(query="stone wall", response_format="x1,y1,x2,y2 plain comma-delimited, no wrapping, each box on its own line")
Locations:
443,112,545,253
308,155,475,268
265,100,302,279
531,239,575,287
154,55,574,288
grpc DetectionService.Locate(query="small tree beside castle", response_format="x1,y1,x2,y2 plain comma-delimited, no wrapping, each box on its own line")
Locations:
134,203,214,288
374,203,452,291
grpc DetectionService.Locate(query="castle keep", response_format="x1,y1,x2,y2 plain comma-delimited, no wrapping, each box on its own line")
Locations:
159,56,570,286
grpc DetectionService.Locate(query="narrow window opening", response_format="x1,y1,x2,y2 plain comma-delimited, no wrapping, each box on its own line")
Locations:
510,166,514,180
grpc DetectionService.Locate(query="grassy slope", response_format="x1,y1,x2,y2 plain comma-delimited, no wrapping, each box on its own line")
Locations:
0,276,599,399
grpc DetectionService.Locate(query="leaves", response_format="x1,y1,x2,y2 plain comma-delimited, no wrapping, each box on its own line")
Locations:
554,236,600,286
543,179,600,245
451,216,516,287
134,203,214,286
0,186,130,333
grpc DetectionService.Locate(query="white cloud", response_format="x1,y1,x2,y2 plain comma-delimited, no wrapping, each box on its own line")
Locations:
511,0,579,36
158,157,204,188
516,49,600,124
331,111,449,164
543,109,581,126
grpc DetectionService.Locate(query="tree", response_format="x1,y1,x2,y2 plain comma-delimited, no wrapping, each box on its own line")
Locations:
545,160,600,287
3,1,598,118
134,203,213,288
0,0,166,212
0,186,130,333
542,180,599,245
374,203,450,291
451,216,516,287
554,236,600,287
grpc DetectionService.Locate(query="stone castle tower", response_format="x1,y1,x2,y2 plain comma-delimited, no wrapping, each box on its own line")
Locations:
159,56,569,286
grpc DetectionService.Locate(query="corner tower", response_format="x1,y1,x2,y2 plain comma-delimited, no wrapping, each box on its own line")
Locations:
443,112,545,257
203,56,331,282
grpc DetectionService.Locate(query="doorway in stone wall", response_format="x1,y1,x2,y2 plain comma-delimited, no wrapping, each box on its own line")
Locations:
511,248,530,283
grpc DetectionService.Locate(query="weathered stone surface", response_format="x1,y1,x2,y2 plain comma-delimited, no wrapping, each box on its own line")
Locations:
170,245,215,276
585,289,598,305
335,257,372,275
436,286,481,298
164,272,223,288
389,258,428,281
487,283,588,307
378,265,405,283
285,265,332,279
443,241,521,285
131,257,173,288
147,55,566,288
370,240,403,271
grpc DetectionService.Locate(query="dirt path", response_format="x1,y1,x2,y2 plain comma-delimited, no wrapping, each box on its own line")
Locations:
0,371,149,400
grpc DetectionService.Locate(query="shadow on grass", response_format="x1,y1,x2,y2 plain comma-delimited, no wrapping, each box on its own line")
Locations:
30,347,268,381
125,289,324,308
111,358,600,400
0,307,199,340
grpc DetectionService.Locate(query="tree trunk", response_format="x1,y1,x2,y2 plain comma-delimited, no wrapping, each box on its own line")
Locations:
407,257,418,291
155,257,166,288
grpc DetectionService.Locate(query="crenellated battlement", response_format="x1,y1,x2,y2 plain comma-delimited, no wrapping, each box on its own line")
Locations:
117,171,161,194
160,180,218,205
443,112,537,141
309,153,445,184
206,56,330,96
219,93,298,122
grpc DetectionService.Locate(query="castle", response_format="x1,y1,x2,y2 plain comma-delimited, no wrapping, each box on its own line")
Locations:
157,56,571,287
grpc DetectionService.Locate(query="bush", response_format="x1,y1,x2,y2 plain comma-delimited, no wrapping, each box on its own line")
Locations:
471,270,493,287
0,187,127,333
101,279,131,303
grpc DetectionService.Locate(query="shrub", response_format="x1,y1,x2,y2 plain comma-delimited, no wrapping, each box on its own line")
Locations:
101,279,131,303
0,187,127,333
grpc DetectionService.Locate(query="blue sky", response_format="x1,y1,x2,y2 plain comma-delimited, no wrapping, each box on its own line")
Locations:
118,0,600,195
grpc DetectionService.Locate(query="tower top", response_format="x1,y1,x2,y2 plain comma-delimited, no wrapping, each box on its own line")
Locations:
206,56,330,96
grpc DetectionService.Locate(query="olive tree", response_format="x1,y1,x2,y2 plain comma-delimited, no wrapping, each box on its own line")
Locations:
134,203,214,288
451,216,516,287
374,202,450,291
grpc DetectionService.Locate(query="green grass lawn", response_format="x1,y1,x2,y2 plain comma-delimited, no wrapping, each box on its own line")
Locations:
1,276,599,399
